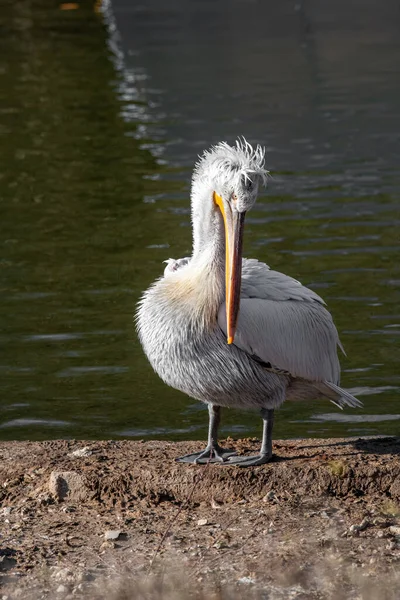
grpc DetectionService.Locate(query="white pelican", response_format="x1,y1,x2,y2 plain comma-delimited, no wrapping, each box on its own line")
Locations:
136,139,362,467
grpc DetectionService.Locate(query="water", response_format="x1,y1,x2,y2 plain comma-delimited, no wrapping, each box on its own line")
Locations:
0,0,399,442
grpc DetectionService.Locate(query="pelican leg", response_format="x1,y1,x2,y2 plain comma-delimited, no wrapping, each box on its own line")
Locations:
176,405,236,464
227,408,274,467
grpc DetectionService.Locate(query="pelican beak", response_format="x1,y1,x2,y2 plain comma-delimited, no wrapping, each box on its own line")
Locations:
213,192,245,344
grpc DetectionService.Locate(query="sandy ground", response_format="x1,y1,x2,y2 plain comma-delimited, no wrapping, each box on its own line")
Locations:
0,436,399,599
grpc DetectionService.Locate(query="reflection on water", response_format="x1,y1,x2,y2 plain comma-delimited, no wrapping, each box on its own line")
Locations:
0,419,72,429
0,0,399,442
298,413,400,423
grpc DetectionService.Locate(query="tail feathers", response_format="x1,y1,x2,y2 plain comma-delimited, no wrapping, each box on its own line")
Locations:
314,381,363,410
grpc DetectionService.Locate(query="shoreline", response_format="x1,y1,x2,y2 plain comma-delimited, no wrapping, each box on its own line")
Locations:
1,437,399,598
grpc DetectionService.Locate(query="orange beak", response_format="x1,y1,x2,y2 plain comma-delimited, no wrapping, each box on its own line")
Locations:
213,192,246,344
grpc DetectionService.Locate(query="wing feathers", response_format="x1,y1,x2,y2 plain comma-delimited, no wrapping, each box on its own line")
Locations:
219,298,342,384
313,381,363,409
218,259,349,386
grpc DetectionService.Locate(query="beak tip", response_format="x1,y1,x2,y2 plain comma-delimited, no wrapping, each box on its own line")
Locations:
227,336,234,345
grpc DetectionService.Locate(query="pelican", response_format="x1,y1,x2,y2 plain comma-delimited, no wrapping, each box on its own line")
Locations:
136,139,362,467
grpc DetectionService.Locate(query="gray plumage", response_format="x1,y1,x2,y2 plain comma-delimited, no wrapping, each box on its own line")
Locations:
136,138,362,466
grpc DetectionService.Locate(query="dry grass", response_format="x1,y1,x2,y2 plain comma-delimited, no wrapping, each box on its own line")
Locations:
327,460,348,478
91,563,400,600
10,551,400,600
380,500,400,518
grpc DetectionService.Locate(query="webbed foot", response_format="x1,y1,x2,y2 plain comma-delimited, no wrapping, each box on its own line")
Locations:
176,445,236,464
226,452,272,467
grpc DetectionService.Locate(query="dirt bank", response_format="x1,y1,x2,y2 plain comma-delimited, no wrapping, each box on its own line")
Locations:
0,437,399,599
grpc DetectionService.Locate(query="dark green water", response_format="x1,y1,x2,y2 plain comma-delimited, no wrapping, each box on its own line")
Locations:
0,0,399,442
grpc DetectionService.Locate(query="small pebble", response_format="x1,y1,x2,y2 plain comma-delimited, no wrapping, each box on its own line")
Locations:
56,585,68,594
68,447,92,458
263,491,275,502
376,530,385,538
237,576,256,585
386,541,396,551
197,518,208,526
211,498,223,509
100,541,115,551
389,526,400,536
104,530,122,541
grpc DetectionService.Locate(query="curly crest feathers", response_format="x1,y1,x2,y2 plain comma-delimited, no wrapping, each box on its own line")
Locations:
193,137,269,188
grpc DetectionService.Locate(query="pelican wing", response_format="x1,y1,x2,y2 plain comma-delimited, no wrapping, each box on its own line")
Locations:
218,259,342,384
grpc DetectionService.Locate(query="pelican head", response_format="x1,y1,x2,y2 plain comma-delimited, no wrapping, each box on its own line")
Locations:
191,138,268,344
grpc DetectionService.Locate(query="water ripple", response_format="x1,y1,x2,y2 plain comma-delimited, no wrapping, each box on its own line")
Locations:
57,366,129,377
0,418,71,429
297,414,400,424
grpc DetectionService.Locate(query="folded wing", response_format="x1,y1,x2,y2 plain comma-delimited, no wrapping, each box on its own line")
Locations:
218,260,362,408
